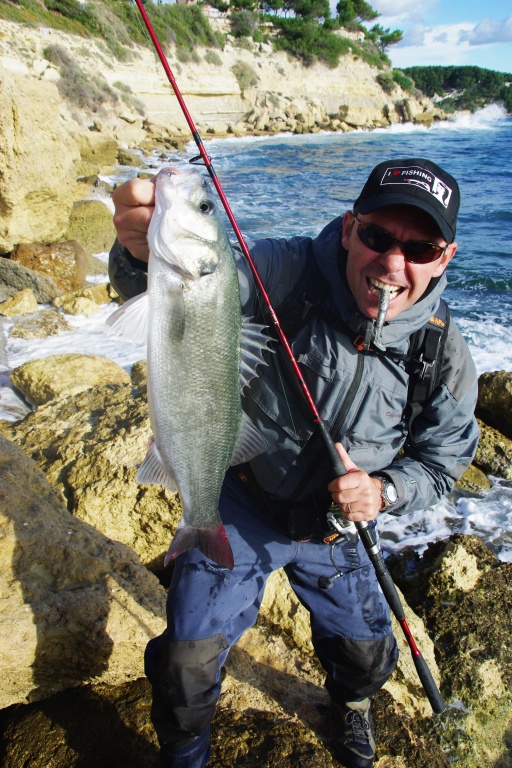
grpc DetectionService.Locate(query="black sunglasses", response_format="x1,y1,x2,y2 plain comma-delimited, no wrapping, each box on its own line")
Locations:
354,216,449,264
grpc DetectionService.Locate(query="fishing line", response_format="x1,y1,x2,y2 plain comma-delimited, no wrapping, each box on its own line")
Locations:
130,0,446,716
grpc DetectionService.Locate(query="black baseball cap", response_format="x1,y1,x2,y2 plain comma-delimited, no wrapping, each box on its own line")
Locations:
354,158,460,243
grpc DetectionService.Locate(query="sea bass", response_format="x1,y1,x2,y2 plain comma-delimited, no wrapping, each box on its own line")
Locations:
109,168,270,569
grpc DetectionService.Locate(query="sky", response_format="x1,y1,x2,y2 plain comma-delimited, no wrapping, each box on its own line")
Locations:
369,0,512,73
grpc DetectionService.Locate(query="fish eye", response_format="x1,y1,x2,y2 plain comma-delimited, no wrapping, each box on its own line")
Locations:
199,199,215,215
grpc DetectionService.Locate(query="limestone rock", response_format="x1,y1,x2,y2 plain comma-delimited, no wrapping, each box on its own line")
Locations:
0,435,166,709
10,353,131,405
388,534,512,768
54,295,102,316
474,418,512,480
0,68,80,253
65,200,116,256
130,359,147,388
74,130,120,176
11,240,106,292
0,287,38,317
52,284,115,311
10,309,76,340
455,463,492,493
117,148,143,167
0,257,61,304
477,370,512,440
0,382,181,567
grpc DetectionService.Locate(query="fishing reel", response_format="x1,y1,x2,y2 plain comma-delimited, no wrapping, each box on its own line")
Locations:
318,503,358,590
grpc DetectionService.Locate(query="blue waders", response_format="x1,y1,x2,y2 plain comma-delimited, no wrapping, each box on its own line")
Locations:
145,473,398,768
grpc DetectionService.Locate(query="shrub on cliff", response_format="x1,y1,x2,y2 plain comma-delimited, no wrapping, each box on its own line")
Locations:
43,44,119,111
231,60,259,95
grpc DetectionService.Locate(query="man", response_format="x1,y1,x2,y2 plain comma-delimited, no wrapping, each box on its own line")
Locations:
109,158,479,768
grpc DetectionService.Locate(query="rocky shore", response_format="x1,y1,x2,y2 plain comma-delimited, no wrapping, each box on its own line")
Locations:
1,227,512,768
1,16,512,768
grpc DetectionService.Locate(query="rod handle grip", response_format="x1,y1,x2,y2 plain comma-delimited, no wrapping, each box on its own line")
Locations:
412,653,446,715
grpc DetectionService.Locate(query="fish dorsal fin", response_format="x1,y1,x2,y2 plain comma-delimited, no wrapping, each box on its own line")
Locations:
230,412,267,465
106,292,149,345
239,316,274,391
136,437,178,492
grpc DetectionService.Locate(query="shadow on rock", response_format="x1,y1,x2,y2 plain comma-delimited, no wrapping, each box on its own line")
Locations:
0,679,160,768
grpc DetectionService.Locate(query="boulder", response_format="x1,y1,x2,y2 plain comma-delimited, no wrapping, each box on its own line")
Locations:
74,130,120,176
0,287,38,317
10,309,76,341
52,284,116,311
10,353,131,405
53,294,102,316
11,240,106,292
474,418,512,480
476,370,512,440
0,257,61,304
388,534,512,768
0,434,166,709
0,69,80,253
0,382,180,568
65,200,117,256
455,463,492,493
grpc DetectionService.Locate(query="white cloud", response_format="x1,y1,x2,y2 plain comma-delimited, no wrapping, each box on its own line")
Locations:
388,23,475,68
459,15,512,46
371,0,432,17
400,24,426,47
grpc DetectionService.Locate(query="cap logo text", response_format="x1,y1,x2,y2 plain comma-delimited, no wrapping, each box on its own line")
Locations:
380,166,453,209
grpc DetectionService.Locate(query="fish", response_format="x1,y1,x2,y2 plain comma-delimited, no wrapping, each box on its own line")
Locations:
108,167,271,570
372,286,391,352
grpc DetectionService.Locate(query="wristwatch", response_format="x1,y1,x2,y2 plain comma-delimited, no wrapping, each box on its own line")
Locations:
374,475,398,510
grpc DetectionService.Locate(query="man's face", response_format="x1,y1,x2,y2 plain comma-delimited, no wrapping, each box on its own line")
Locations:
342,205,457,321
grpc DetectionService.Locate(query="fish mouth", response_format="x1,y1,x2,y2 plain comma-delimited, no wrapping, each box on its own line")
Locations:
368,277,404,299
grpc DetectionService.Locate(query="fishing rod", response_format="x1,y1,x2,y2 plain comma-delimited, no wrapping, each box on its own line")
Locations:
132,0,445,716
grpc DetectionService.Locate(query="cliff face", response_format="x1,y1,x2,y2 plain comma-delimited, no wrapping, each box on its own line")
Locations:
0,18,440,251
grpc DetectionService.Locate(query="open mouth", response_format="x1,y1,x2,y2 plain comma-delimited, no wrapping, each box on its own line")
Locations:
368,277,404,300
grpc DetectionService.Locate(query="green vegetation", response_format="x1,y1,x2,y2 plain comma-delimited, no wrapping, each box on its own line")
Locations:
0,0,403,72
231,59,259,94
204,48,223,66
403,66,512,114
43,43,119,110
0,0,224,58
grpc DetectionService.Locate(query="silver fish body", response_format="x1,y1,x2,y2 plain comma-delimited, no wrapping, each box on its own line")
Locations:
110,168,268,569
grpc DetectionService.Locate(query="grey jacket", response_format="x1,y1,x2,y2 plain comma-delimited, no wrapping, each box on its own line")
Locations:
109,216,479,517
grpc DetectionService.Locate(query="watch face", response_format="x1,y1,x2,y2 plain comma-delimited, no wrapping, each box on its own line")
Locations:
385,482,398,504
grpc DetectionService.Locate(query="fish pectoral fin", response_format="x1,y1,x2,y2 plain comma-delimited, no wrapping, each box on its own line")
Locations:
239,316,274,391
164,519,234,570
136,438,178,492
106,292,149,344
230,412,267,465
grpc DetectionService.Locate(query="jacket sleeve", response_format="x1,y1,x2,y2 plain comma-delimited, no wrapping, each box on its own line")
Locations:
108,239,148,302
380,320,480,516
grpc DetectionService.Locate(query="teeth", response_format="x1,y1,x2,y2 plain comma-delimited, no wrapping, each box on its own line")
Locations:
369,278,401,297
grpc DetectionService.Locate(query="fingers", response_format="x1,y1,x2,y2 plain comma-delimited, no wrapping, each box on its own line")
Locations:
112,179,156,263
327,444,382,521
334,441,359,473
113,177,156,208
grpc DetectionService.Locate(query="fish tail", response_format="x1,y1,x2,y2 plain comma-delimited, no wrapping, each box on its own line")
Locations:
164,522,234,570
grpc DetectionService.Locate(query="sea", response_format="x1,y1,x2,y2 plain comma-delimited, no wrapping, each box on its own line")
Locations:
1,104,511,561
